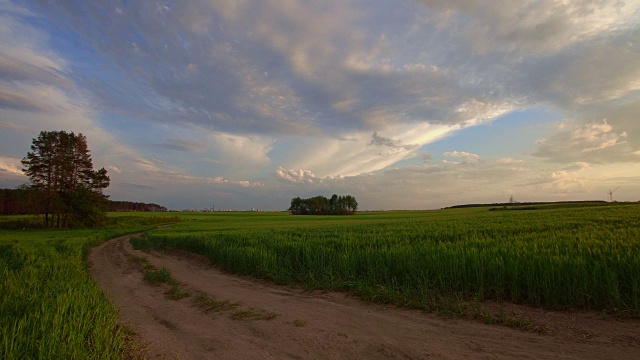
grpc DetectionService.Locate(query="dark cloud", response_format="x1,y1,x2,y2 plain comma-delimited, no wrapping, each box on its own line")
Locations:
369,131,418,151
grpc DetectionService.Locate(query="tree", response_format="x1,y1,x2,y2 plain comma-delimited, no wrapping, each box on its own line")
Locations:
289,194,358,215
21,131,110,228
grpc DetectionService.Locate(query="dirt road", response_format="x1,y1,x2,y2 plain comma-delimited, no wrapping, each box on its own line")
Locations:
89,234,640,359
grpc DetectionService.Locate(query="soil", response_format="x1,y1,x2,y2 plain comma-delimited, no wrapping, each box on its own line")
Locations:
88,234,640,359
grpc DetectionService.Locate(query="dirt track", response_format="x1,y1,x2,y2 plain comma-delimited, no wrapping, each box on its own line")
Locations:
89,234,640,359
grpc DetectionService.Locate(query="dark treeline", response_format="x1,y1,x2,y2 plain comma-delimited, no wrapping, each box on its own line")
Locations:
444,200,608,209
108,200,167,212
0,187,41,215
289,194,358,215
1,188,167,215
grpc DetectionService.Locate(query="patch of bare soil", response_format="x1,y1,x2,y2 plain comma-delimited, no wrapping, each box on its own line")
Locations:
89,234,640,359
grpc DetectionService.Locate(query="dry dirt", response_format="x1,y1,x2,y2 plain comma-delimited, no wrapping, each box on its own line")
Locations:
89,234,640,359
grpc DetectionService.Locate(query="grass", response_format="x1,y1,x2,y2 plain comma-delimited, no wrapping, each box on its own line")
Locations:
192,291,239,312
231,308,278,321
2,204,638,358
0,215,181,360
136,260,192,300
134,258,275,319
143,267,173,285
131,204,640,320
292,319,306,327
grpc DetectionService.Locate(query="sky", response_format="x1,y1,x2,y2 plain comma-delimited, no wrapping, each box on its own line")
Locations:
1,0,639,210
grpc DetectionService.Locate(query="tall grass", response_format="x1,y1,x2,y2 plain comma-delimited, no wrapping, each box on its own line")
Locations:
0,216,181,359
133,204,640,316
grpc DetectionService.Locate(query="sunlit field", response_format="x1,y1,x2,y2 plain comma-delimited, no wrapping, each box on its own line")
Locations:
133,203,640,317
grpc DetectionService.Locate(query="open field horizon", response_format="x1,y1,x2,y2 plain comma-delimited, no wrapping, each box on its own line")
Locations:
2,202,640,358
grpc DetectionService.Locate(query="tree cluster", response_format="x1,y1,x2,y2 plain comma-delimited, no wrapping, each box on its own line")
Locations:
0,187,42,215
21,131,110,228
108,201,167,212
289,194,358,215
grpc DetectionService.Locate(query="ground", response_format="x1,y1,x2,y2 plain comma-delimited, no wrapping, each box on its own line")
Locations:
89,234,640,359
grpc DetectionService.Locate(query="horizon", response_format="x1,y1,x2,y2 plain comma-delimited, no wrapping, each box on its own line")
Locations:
1,1,639,211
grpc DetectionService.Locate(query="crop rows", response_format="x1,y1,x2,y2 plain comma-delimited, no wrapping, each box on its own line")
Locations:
135,205,640,316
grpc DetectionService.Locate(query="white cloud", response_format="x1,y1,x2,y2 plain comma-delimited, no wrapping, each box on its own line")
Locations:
496,157,525,165
279,122,455,177
535,119,639,163
0,155,23,176
107,166,122,174
208,131,273,165
419,0,640,54
275,167,319,184
443,151,482,164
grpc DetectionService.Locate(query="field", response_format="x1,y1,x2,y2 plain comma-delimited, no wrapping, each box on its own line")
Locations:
0,216,181,359
133,203,640,317
2,203,639,359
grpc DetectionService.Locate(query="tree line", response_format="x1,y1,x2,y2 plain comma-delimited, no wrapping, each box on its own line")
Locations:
108,200,167,212
289,194,358,215
0,189,167,215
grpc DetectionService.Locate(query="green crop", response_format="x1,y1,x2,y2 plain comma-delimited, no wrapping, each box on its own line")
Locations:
134,204,640,316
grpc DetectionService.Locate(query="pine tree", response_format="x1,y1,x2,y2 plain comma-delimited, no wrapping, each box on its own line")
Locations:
21,131,110,228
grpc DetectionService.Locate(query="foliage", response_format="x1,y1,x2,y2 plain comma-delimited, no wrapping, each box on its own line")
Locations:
289,194,358,215
108,200,167,212
133,204,640,317
0,215,182,359
21,131,110,228
0,187,42,215
1,190,169,215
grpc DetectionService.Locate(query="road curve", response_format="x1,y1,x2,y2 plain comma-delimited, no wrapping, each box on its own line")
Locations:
88,234,640,359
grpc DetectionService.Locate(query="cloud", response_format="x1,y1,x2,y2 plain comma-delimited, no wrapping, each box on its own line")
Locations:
534,119,639,163
107,166,122,174
153,138,207,153
443,151,482,164
519,162,591,194
0,121,34,133
0,155,23,176
418,0,639,54
275,166,320,184
496,157,525,165
369,131,419,151
0,155,26,186
0,87,49,112
3,0,640,209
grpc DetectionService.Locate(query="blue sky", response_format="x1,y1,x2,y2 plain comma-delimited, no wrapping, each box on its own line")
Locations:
1,0,639,210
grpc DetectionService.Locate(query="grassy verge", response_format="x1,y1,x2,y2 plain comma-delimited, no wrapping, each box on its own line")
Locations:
0,215,181,360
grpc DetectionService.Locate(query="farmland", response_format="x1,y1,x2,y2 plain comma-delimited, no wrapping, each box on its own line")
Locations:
134,203,640,317
1,203,639,359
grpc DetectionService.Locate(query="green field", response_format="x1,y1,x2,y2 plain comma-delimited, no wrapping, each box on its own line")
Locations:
0,216,181,359
133,204,640,317
2,204,639,358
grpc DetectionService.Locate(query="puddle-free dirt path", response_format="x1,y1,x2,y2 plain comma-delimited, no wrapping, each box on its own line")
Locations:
89,234,639,359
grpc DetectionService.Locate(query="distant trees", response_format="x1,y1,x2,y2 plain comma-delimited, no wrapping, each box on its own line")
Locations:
0,186,41,215
21,131,110,228
289,194,358,215
108,201,167,212
0,190,167,215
